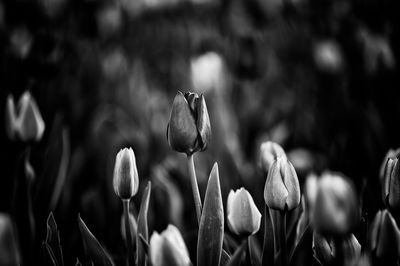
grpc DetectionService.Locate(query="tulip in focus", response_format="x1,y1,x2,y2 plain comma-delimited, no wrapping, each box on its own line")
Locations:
312,172,359,236
259,141,286,173
381,156,400,210
167,91,211,155
113,148,139,200
0,213,20,266
227,187,261,236
264,156,300,211
5,91,45,142
150,224,191,266
367,209,400,262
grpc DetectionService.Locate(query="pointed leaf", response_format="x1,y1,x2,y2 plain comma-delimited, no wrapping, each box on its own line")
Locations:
197,163,224,266
220,250,231,266
139,234,149,255
249,235,262,266
45,212,64,266
136,182,151,266
226,242,246,266
75,258,82,266
42,242,57,266
262,206,274,266
289,226,313,266
77,215,115,266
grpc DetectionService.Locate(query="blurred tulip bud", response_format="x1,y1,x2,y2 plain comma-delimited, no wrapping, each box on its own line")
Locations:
5,91,45,142
379,148,400,183
313,231,361,266
167,91,211,155
382,156,400,210
287,149,314,176
121,212,137,244
0,213,21,265
190,52,225,93
264,156,300,211
113,148,139,200
227,188,261,236
367,210,400,261
10,28,32,59
313,40,344,74
259,141,286,173
150,224,191,266
312,172,359,236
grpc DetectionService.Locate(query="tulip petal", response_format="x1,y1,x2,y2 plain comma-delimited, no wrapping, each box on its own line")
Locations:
264,160,288,210
282,160,300,210
376,210,400,260
197,163,224,266
5,95,17,140
389,160,400,209
196,95,211,151
383,158,395,204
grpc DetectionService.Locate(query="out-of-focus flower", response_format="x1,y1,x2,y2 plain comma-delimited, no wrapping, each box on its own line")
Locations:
121,212,137,243
264,156,300,211
5,91,45,142
113,148,139,200
150,224,191,266
313,40,344,74
379,148,400,183
97,5,122,37
10,28,32,59
167,91,211,155
287,149,314,176
312,172,359,236
259,141,286,173
0,213,20,265
304,173,318,211
382,156,400,210
313,231,361,266
368,210,400,261
190,52,225,93
227,188,261,236
39,0,66,18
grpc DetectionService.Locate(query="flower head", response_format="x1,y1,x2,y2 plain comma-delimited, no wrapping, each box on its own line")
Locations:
264,156,300,211
259,141,286,173
113,148,139,200
382,155,400,210
150,224,191,266
227,188,261,236
167,91,211,155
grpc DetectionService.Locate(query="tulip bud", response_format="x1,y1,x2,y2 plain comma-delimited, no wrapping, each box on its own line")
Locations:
150,224,191,266
113,148,139,200
313,231,361,266
382,156,400,210
120,212,137,243
227,188,261,236
312,172,359,236
264,157,300,211
5,92,45,142
367,210,400,261
259,141,286,173
167,91,211,155
0,213,21,266
379,148,400,183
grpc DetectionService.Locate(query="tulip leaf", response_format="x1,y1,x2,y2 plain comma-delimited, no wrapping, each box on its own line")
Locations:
77,215,115,266
249,235,262,266
42,242,57,266
226,242,246,266
220,250,231,266
139,234,149,255
136,182,152,266
75,258,83,266
262,206,274,266
44,212,64,266
289,225,313,266
197,163,224,266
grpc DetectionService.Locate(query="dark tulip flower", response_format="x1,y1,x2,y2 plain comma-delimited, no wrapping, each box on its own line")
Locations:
167,91,211,155
382,156,400,211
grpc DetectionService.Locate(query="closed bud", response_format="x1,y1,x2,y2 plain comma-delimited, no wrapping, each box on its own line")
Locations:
379,148,400,183
0,213,21,266
312,172,359,236
264,157,300,211
167,91,211,155
367,210,400,261
382,156,400,211
113,148,139,200
5,92,45,142
259,141,286,173
150,224,191,266
227,188,261,236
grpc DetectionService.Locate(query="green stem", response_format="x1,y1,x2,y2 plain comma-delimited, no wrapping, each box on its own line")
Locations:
262,206,274,266
187,154,202,224
279,210,287,266
123,199,134,266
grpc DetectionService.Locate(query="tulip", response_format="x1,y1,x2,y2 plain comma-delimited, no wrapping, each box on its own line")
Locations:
313,231,360,266
381,156,400,210
259,141,286,173
167,91,211,155
0,213,20,266
264,156,300,211
190,52,225,93
367,210,400,262
312,172,359,236
113,147,139,200
150,224,191,266
313,40,343,74
5,91,45,142
227,188,261,236
379,148,400,183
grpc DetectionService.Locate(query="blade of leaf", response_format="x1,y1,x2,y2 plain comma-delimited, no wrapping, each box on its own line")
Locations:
197,163,224,266
139,234,149,255
289,225,313,266
45,212,64,266
77,214,115,266
249,235,262,266
226,242,246,266
136,182,151,266
220,250,231,266
75,258,83,266
261,205,274,266
42,242,57,266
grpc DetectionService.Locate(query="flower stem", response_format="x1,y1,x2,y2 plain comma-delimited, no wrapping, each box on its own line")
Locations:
262,206,274,266
123,199,134,266
279,210,287,266
187,154,202,224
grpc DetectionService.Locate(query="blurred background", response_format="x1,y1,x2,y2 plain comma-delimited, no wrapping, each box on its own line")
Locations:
0,0,399,264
